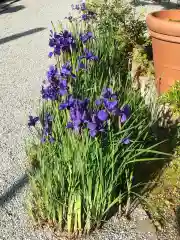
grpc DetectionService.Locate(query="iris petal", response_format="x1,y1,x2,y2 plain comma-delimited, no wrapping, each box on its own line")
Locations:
97,110,108,121
121,113,127,123
87,122,97,130
121,138,130,144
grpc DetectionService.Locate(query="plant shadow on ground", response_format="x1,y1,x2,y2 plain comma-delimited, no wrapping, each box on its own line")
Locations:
175,205,180,236
127,38,180,219
0,0,25,15
0,28,46,45
0,173,29,207
129,107,180,214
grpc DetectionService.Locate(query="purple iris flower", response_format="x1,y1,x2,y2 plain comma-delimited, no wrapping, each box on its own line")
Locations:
41,66,68,100
89,129,97,137
41,113,54,143
121,113,127,123
46,65,59,81
57,88,132,137
97,110,108,121
61,62,71,76
49,30,75,57
71,4,80,10
72,2,86,11
28,116,39,127
81,2,86,10
48,52,53,58
41,137,46,143
79,49,98,61
70,102,88,123
100,88,119,112
111,104,131,123
80,32,93,44
59,79,68,96
68,98,90,132
104,99,118,111
87,121,98,137
61,62,76,79
87,112,106,137
85,49,98,61
121,137,130,145
102,88,112,98
44,113,53,127
78,61,86,70
120,104,131,123
59,95,75,110
49,136,55,143
95,99,102,106
41,85,58,100
82,14,89,21
43,114,52,134
76,4,80,10
79,98,90,108
59,102,68,110
60,96,90,133
87,122,97,131
122,105,131,117
66,122,74,129
87,121,104,137
98,88,131,123
81,11,96,21
102,88,117,99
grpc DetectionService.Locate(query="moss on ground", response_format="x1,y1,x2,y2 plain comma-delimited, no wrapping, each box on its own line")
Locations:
147,146,180,229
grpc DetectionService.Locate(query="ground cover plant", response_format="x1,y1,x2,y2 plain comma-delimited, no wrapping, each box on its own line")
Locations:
27,0,168,235
147,150,180,229
146,82,180,231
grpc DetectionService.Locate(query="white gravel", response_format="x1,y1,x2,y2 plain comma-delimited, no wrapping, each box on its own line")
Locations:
0,0,176,239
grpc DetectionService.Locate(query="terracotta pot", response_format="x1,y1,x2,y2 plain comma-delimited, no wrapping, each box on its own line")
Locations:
146,10,180,94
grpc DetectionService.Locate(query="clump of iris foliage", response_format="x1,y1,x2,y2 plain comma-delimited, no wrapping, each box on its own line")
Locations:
27,0,167,235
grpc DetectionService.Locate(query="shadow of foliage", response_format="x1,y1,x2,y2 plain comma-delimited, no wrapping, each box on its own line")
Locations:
130,105,180,216
0,28,46,45
175,205,180,235
0,0,25,14
0,173,29,206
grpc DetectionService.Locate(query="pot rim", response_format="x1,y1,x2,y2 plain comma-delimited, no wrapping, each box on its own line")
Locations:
146,10,180,37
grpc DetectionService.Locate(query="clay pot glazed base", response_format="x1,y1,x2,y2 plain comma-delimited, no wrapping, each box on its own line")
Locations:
146,10,180,95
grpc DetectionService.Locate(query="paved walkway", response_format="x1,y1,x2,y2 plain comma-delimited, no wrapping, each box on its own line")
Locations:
135,0,178,15
0,0,74,239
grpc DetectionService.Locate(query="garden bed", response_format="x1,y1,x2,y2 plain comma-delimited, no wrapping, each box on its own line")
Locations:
26,0,179,238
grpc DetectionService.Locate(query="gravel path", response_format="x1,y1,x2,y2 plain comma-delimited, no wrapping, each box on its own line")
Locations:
0,0,74,239
0,0,177,239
